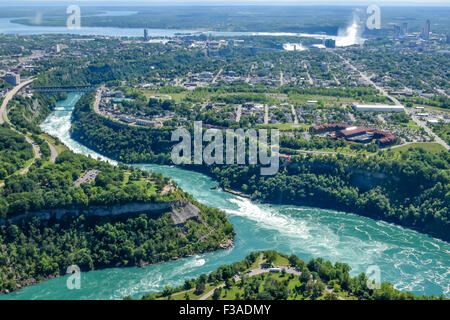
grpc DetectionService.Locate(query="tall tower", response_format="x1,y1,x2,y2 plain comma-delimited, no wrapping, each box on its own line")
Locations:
402,22,408,35
144,29,149,41
394,25,401,39
424,20,430,39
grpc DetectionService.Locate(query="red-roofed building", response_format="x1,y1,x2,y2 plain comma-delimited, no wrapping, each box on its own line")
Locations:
310,123,351,134
310,123,397,147
337,127,368,138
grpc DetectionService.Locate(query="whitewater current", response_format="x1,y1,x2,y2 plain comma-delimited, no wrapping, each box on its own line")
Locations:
0,92,448,300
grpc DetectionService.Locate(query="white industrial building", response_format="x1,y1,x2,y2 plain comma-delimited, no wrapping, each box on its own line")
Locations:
306,100,318,106
352,103,405,113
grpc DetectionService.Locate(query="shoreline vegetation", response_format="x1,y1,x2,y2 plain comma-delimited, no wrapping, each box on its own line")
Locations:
0,96,235,295
0,23,448,299
0,208,234,294
138,251,446,300
69,92,450,242
0,149,235,294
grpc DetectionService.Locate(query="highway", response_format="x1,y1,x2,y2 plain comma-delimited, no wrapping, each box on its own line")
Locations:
291,104,299,124
0,78,34,125
0,78,45,181
235,104,242,122
304,63,314,85
264,104,269,124
93,85,104,114
337,53,402,106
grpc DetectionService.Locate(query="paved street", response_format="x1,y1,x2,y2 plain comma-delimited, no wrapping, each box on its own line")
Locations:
410,114,449,150
0,78,47,180
0,79,34,124
337,53,449,151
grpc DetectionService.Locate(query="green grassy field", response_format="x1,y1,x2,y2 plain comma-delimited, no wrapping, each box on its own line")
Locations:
273,254,290,266
39,133,68,154
390,142,446,154
141,89,188,103
287,94,357,107
400,120,421,130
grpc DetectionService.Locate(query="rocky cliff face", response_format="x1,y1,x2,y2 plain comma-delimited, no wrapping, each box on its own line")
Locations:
349,169,388,190
289,161,389,190
170,201,201,225
0,200,201,225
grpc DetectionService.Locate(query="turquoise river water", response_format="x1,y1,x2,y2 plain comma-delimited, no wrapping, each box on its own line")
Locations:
0,92,448,299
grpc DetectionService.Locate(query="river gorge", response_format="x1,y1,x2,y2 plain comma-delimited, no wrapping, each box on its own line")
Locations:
0,92,448,300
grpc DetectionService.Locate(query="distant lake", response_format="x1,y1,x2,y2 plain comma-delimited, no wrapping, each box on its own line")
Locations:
0,17,205,37
0,15,365,47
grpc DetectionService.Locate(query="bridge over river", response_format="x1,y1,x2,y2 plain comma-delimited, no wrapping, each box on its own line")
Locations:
32,85,95,93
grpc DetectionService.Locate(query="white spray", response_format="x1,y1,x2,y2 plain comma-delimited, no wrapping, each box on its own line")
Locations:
336,11,365,47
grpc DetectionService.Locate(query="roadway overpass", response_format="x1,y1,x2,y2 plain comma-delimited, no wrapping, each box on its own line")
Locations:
32,85,95,93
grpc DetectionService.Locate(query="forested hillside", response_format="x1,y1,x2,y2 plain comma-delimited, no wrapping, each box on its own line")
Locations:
0,151,180,219
70,94,450,241
0,109,234,295
208,149,450,240
8,93,63,134
0,125,34,180
0,200,234,294
0,148,234,294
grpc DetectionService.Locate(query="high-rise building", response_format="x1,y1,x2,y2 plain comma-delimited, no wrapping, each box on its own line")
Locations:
3,73,20,86
144,29,149,41
394,25,401,39
446,34,450,44
402,22,408,35
324,39,336,48
424,19,431,39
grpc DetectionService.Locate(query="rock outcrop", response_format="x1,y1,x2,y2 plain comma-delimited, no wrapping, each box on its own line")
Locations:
170,201,201,225
1,200,201,225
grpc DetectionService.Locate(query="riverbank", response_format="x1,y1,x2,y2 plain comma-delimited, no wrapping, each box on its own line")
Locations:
0,90,236,296
223,188,251,199
0,196,235,295
68,92,450,243
1,229,234,296
202,168,449,242
68,132,450,243
2,91,443,299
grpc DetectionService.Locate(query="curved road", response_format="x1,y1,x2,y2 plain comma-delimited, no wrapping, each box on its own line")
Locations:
21,136,41,174
93,85,103,114
0,78,45,181
0,79,35,125
46,141,58,163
